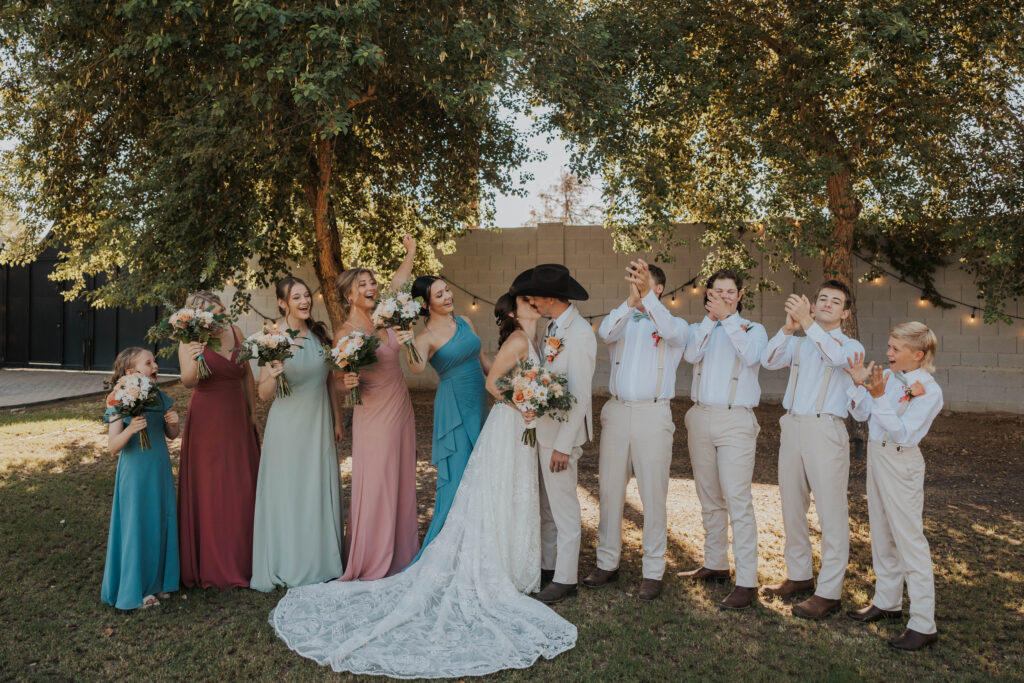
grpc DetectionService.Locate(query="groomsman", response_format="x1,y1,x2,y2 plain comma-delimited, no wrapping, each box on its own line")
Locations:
509,264,597,605
678,269,768,610
583,260,688,601
760,281,864,619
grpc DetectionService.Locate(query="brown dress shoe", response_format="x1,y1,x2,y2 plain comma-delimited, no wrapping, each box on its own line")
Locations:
792,595,841,619
677,566,731,582
846,604,904,623
889,629,938,651
582,567,619,588
534,581,578,604
761,578,815,599
720,585,758,610
638,578,662,601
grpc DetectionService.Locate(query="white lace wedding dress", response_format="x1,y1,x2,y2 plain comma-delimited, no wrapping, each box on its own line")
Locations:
269,346,577,678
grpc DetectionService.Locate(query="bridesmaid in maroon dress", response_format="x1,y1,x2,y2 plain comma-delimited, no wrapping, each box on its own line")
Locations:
336,236,420,580
177,291,261,589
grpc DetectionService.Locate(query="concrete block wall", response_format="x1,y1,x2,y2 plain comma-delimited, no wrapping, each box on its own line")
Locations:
222,223,1024,413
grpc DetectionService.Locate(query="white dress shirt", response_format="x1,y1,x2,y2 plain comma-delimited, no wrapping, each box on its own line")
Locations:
683,313,768,408
848,368,944,447
546,304,576,338
599,291,688,401
762,323,865,417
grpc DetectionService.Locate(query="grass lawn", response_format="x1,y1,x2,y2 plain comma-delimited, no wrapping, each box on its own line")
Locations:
1,383,1022,680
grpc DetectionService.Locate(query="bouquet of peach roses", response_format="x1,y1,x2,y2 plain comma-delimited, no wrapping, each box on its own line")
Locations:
148,306,231,379
324,330,380,405
494,359,575,446
103,373,162,451
235,328,296,398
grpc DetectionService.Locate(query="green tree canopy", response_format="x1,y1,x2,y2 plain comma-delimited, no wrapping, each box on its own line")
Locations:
1,0,547,325
532,0,1024,325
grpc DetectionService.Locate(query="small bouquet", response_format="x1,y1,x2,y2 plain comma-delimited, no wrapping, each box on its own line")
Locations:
148,306,230,379
104,373,162,451
325,330,381,405
371,286,424,365
495,359,576,446
235,328,296,398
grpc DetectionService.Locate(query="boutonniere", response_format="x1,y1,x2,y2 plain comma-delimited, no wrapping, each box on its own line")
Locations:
652,332,662,347
543,336,565,364
899,381,927,403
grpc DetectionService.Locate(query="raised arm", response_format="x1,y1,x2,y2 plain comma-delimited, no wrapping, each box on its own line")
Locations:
641,290,688,347
683,317,716,364
389,235,417,291
722,316,767,366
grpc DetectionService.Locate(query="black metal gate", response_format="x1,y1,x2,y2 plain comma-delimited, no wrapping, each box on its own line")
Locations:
0,247,179,372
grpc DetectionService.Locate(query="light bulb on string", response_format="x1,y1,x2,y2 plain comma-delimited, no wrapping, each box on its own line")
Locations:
671,292,677,305
970,307,977,322
918,297,927,306
471,298,478,311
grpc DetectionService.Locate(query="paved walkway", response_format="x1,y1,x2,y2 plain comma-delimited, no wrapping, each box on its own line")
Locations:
0,368,179,409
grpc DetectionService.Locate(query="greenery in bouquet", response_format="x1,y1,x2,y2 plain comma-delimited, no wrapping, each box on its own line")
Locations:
147,306,232,379
325,331,381,406
371,285,425,365
495,359,575,446
103,373,162,451
235,328,297,398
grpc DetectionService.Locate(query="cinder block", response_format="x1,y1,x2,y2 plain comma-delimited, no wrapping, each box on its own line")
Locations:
979,336,1017,354
960,352,998,367
997,353,1024,368
941,336,979,353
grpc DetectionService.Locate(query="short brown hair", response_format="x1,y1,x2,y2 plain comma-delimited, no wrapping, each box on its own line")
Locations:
890,321,938,373
815,280,853,310
705,269,743,313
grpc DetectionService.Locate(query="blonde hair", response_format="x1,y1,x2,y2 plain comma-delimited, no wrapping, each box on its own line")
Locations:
335,268,375,322
889,321,937,373
185,290,224,311
109,347,148,385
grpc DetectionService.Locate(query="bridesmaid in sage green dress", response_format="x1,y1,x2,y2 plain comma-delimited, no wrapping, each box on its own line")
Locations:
251,277,345,592
403,276,489,563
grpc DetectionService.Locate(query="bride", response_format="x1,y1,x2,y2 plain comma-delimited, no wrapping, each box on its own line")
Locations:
269,294,578,678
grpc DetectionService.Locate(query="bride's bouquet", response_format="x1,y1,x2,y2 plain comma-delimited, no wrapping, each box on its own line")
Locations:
371,286,424,365
148,306,231,379
235,328,296,398
495,359,576,446
325,330,381,406
104,373,162,451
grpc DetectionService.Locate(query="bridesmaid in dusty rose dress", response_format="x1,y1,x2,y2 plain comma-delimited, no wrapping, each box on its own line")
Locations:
177,291,261,589
336,236,420,580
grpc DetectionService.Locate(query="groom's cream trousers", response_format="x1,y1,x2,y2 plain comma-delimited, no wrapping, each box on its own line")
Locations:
538,445,583,585
595,398,674,580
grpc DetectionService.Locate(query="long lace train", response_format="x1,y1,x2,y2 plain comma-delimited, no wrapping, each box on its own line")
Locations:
269,403,577,678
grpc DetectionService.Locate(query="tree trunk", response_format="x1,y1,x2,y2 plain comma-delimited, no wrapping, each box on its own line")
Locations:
824,166,862,339
304,137,347,331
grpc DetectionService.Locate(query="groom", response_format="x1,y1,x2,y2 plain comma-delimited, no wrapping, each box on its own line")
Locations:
510,264,597,604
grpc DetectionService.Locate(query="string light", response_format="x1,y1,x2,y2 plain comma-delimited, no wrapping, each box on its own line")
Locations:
918,297,927,306
471,298,478,311
970,307,977,322
873,276,882,285
317,292,323,300
671,294,677,305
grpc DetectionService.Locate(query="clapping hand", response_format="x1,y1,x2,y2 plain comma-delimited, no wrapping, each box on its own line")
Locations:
625,259,654,298
784,294,813,329
864,364,888,399
843,352,873,387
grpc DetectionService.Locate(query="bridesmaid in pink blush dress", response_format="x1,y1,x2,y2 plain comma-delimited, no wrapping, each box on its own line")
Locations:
336,237,420,580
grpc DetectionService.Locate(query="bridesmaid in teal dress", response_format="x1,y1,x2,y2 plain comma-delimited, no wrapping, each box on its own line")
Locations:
403,276,490,562
102,348,181,610
250,277,346,591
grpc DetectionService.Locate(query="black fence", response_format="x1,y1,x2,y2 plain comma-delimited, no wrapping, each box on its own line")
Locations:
0,246,179,372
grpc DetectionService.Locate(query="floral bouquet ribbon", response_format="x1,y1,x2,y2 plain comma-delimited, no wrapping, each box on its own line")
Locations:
235,328,296,398
371,286,425,365
494,359,576,446
148,306,231,379
104,373,162,451
325,330,381,406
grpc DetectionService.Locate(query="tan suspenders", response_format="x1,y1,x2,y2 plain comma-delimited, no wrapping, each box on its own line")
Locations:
611,321,668,401
694,354,742,408
784,337,835,417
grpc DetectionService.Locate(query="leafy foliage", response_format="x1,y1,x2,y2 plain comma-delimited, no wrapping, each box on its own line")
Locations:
531,0,1024,321
0,0,545,320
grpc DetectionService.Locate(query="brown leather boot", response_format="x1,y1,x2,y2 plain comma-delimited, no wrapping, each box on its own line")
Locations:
677,566,731,582
792,595,842,619
720,585,758,610
846,604,904,623
889,629,938,651
760,578,815,599
582,567,619,588
534,581,578,605
638,578,662,601
539,569,555,589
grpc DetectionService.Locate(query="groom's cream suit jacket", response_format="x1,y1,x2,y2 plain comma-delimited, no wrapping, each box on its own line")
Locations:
536,306,596,453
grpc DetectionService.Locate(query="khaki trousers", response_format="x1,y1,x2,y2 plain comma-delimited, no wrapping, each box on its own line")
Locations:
685,404,760,588
538,444,584,584
867,441,937,634
596,398,675,580
778,413,850,599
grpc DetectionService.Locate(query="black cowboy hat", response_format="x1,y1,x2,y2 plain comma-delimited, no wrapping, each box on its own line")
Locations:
508,264,589,301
